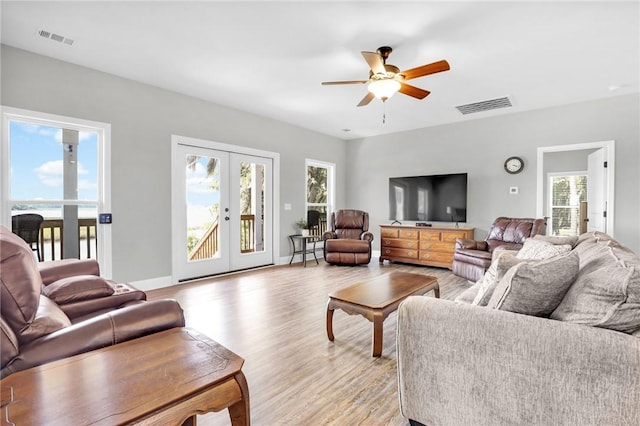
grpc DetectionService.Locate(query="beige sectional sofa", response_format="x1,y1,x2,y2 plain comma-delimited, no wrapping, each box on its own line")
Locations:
397,231,640,426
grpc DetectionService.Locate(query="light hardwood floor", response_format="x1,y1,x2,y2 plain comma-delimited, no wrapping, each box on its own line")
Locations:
148,259,471,426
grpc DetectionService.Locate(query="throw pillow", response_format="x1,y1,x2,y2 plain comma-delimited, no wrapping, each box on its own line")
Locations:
43,275,115,305
472,252,524,306
487,251,580,317
532,234,579,248
551,240,640,333
516,238,572,260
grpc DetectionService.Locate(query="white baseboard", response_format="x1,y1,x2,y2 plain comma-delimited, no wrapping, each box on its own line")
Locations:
130,275,174,291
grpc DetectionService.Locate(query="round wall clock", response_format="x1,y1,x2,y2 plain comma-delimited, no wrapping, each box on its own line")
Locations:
504,156,524,174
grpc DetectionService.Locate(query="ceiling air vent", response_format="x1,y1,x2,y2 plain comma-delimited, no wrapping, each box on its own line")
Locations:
455,96,512,115
38,29,74,46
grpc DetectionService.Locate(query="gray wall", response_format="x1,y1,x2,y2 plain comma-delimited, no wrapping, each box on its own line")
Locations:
3,45,639,285
346,94,640,252
1,45,347,282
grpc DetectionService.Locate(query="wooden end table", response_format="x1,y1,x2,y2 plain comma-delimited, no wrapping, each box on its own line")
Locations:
326,272,439,357
0,328,249,425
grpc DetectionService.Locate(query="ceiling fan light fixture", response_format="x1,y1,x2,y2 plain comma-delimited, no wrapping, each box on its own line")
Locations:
368,79,401,101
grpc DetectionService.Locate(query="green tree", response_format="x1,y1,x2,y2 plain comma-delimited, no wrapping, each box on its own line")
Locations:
307,165,327,203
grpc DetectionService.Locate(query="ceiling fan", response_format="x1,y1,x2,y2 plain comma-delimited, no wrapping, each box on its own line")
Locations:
321,46,450,107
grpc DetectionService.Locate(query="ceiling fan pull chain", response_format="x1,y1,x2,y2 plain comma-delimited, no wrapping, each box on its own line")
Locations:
382,102,387,124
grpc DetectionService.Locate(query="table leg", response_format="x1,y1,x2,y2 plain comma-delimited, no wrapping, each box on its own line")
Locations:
302,238,307,267
372,311,384,357
434,284,440,298
311,240,319,264
326,300,335,341
228,371,250,426
288,235,295,265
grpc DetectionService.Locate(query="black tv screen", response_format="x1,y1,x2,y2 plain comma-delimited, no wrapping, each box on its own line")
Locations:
389,173,467,222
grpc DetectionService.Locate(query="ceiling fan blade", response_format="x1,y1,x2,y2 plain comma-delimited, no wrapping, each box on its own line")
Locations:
357,92,375,107
399,83,431,100
400,60,450,81
321,80,368,85
362,51,386,75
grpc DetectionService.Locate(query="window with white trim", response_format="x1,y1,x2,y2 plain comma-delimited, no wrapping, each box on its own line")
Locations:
305,159,334,236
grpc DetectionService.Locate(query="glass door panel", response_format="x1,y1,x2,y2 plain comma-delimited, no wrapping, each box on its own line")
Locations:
185,154,221,262
173,144,229,281
230,153,272,270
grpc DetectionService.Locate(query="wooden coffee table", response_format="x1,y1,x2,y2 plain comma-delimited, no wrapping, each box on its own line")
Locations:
0,328,249,425
326,271,439,357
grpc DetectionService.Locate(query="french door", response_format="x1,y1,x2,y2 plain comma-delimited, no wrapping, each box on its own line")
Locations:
172,139,273,281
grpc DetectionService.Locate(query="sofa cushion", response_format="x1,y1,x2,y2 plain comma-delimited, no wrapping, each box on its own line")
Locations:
487,251,580,317
43,275,115,305
19,296,72,344
516,238,572,260
472,252,525,306
551,232,640,333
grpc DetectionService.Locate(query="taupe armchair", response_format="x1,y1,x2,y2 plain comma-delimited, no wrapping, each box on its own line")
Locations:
452,216,547,281
323,209,374,265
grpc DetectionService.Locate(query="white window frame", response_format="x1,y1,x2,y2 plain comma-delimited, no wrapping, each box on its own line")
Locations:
1,106,112,277
305,159,335,223
547,171,587,236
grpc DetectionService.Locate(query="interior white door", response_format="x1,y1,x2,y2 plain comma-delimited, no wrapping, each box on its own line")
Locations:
172,144,273,281
587,148,607,233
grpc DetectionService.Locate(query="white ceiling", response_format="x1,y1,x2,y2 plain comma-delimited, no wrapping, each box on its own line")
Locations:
1,1,638,140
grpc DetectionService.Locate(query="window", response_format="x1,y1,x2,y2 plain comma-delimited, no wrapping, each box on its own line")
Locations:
548,173,587,236
305,159,334,236
2,107,111,273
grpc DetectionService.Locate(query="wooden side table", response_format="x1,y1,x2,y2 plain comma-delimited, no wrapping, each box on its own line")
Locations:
0,328,249,425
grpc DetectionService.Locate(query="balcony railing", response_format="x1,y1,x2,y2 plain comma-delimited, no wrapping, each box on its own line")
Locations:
39,218,97,261
188,214,257,261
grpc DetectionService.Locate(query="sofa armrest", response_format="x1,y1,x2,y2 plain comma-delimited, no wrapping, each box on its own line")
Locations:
397,297,640,426
454,238,487,251
2,299,185,377
38,259,100,285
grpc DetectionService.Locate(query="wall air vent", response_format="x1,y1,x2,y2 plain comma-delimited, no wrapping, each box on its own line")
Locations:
455,96,512,115
38,29,74,46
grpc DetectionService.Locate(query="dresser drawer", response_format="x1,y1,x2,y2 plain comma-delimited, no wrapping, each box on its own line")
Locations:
419,241,455,253
441,231,468,242
380,228,399,238
381,247,419,259
399,229,419,239
419,251,453,264
382,239,419,249
420,230,441,241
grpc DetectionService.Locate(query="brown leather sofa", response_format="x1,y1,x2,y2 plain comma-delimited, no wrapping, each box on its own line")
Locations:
323,209,374,265
452,217,547,282
1,225,185,378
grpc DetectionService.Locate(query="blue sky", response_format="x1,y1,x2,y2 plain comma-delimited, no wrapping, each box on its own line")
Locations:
10,120,98,201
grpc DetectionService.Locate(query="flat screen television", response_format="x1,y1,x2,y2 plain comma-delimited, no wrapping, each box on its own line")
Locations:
388,173,467,223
